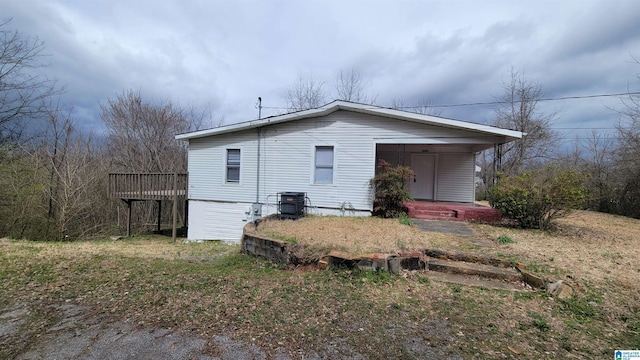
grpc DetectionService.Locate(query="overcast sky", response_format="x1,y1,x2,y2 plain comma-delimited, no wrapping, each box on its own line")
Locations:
3,0,640,145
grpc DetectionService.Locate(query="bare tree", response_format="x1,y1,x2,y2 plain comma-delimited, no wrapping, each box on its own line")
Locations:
0,145,48,239
285,73,327,111
390,97,442,116
0,19,61,143
100,90,207,235
335,68,377,104
100,90,205,173
580,131,616,212
614,85,640,217
35,101,102,239
492,68,558,175
45,134,100,239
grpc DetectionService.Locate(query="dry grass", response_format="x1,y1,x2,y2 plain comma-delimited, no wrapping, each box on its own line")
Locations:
0,237,235,261
250,216,463,255
255,211,640,291
2,211,639,359
253,210,640,357
475,210,640,287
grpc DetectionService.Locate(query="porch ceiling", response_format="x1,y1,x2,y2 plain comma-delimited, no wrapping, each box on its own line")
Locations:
376,143,495,152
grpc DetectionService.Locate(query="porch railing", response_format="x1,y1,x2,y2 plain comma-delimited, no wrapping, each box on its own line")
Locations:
109,173,187,200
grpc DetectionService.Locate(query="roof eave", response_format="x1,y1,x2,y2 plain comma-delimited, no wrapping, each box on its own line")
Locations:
175,100,524,141
175,104,341,141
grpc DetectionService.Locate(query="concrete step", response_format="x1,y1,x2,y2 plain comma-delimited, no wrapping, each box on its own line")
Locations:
426,258,522,282
423,271,528,291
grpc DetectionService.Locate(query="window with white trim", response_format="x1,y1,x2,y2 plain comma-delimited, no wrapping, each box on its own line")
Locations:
226,149,240,183
314,146,334,184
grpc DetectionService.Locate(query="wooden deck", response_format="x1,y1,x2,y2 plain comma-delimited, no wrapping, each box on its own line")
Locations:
109,173,187,200
108,173,188,240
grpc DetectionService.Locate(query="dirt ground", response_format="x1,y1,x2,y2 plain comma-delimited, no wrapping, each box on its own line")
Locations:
1,290,453,360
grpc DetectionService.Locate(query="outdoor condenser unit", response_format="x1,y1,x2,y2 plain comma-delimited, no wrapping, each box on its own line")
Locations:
279,192,306,220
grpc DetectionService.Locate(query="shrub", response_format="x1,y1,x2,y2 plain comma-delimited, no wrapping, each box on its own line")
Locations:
370,160,413,218
489,166,587,230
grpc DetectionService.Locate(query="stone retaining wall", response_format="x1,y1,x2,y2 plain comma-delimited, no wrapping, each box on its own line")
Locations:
242,223,550,291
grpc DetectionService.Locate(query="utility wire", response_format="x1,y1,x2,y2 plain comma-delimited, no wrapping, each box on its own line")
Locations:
260,91,640,111
416,91,640,109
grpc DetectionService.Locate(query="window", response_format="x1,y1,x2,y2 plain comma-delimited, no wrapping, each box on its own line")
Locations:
314,146,334,184
226,149,240,183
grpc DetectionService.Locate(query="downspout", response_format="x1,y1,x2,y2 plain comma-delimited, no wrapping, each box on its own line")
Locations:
256,127,261,203
256,97,262,204
255,97,263,204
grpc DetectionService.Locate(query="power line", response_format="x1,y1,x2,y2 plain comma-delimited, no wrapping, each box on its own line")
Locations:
260,91,640,111
403,91,640,109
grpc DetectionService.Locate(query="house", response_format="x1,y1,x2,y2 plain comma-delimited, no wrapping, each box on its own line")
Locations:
176,100,523,243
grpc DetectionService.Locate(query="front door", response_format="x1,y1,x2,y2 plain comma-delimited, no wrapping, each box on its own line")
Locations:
410,154,435,200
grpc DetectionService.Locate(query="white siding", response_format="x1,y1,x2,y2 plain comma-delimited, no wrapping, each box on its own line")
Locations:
189,199,371,244
377,144,476,203
189,132,258,203
186,110,486,241
436,153,475,202
189,111,382,211
188,200,253,242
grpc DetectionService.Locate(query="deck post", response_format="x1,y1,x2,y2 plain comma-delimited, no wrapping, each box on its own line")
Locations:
172,172,178,242
126,199,132,237
184,174,188,227
184,199,188,227
157,200,162,233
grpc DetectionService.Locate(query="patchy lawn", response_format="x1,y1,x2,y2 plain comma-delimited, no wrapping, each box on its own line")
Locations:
1,210,639,359
249,215,470,256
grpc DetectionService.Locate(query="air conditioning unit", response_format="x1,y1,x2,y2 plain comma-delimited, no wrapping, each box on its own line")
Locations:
279,192,306,220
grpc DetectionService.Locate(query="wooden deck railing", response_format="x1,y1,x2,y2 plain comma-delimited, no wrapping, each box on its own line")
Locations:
109,173,187,200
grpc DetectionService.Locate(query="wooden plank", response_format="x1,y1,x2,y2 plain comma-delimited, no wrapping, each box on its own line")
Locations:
108,173,187,200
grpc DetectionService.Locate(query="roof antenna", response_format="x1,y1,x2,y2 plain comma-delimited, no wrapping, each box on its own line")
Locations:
256,97,262,119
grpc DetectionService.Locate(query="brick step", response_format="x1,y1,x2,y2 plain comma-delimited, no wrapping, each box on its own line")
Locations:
406,205,460,212
427,258,522,282
408,209,457,217
409,215,464,221
407,209,462,221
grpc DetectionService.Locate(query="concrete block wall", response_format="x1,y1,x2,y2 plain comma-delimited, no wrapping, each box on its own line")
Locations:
241,233,290,264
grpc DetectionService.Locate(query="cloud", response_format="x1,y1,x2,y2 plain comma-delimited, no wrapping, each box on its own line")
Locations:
549,1,640,60
1,0,639,144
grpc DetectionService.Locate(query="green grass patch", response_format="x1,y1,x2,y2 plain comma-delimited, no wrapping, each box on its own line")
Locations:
398,213,414,226
559,290,602,323
264,232,299,244
497,235,515,244
513,291,536,301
